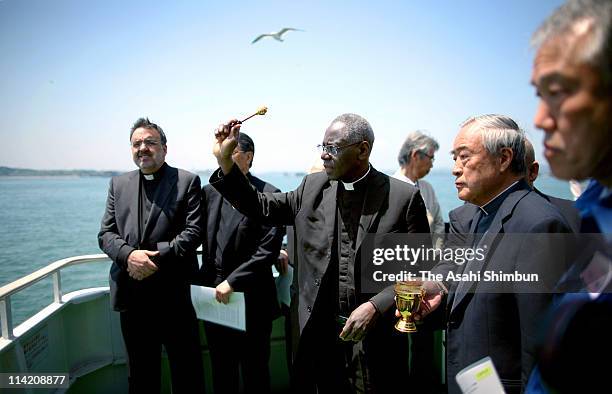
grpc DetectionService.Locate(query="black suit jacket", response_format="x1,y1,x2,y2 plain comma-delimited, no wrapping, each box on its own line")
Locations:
196,173,284,325
209,165,430,354
434,181,574,394
98,164,202,312
447,190,580,236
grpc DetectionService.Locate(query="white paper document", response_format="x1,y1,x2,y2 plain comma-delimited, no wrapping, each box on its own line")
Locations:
455,356,506,394
190,285,246,331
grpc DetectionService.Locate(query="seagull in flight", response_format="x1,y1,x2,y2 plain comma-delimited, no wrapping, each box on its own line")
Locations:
251,28,304,44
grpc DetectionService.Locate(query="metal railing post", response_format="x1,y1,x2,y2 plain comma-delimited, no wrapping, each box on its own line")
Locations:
0,254,110,340
0,296,14,339
53,272,62,303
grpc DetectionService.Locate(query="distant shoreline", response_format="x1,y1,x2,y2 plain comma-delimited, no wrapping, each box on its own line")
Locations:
0,166,121,177
0,167,220,178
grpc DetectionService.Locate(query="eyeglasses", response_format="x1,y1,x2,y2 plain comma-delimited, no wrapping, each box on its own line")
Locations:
419,151,435,162
131,139,161,149
317,141,362,156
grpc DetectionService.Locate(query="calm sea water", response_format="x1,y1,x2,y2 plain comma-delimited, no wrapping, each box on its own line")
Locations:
0,170,574,325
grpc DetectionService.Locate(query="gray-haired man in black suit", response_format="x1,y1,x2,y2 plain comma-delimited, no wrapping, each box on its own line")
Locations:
417,115,573,394
447,138,581,237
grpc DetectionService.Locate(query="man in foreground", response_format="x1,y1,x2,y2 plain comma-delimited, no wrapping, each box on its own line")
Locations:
527,0,612,391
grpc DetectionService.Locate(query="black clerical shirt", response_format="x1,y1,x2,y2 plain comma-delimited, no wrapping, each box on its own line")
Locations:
138,163,167,249
335,168,371,316
213,198,235,284
472,181,522,245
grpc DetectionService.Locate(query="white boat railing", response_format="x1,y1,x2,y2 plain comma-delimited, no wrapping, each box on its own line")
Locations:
0,253,111,340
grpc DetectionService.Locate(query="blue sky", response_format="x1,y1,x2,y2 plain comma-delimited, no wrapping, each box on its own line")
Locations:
0,0,564,172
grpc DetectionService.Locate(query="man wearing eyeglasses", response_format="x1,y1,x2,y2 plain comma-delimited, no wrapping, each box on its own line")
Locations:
98,117,204,393
393,131,444,248
210,113,431,393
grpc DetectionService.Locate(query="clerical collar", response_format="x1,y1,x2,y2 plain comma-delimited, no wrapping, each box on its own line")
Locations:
479,180,520,215
141,163,166,181
341,165,371,191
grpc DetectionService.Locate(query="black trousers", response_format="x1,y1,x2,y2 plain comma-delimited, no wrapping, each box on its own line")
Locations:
119,304,204,394
291,313,439,394
204,320,273,394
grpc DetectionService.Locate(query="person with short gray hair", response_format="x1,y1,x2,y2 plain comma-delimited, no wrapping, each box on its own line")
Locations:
532,0,612,183
393,131,444,247
528,1,612,392
460,114,527,176
414,114,573,394
451,114,527,205
532,0,612,90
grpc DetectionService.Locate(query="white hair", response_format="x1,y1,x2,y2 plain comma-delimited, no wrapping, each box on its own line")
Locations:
460,114,526,174
397,130,439,166
532,0,612,86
